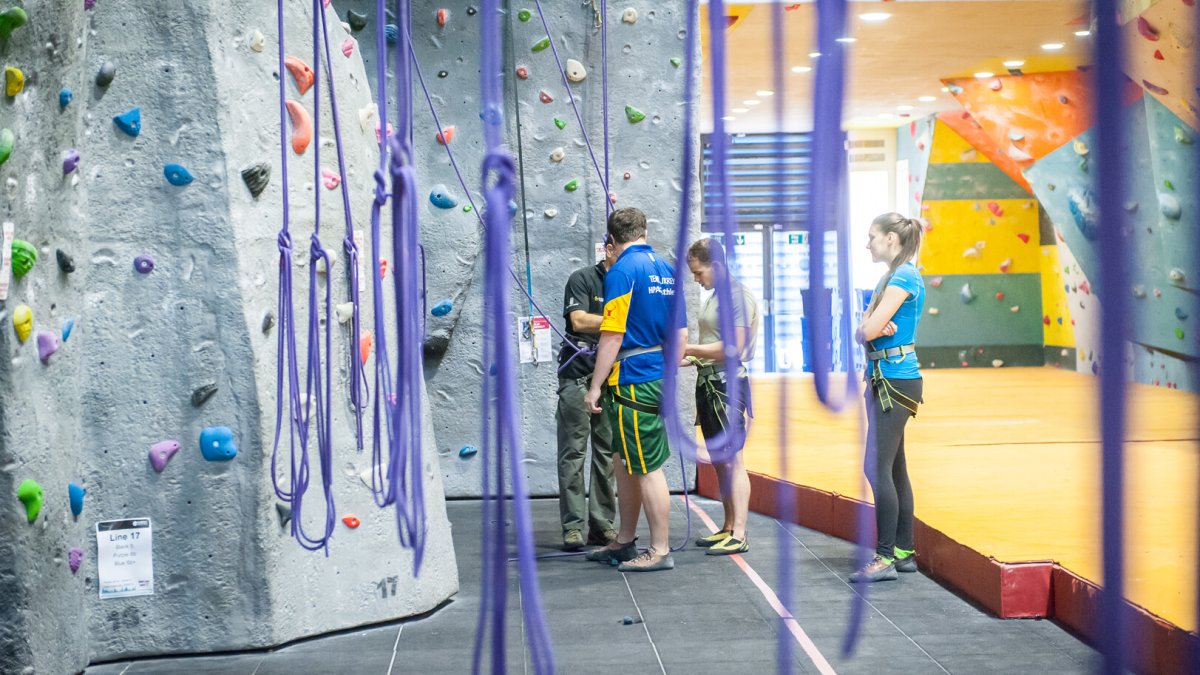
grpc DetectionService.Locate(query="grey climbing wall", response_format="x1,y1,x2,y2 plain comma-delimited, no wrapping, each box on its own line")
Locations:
0,2,456,674
343,1,701,497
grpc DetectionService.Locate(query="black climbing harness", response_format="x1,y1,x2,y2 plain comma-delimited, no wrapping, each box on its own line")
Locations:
867,341,920,416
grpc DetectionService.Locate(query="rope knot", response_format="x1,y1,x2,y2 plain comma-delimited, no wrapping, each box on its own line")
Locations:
372,169,389,205
277,230,293,253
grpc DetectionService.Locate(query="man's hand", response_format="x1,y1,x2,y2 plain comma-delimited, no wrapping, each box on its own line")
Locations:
584,385,603,414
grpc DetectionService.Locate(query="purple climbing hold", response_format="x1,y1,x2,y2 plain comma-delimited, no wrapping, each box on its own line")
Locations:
68,547,84,574
84,0,96,9
133,254,154,274
148,439,181,473
62,148,80,174
113,107,141,137
199,426,238,462
36,330,59,363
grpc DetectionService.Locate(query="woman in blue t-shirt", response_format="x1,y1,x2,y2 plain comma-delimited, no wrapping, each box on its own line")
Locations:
851,213,925,583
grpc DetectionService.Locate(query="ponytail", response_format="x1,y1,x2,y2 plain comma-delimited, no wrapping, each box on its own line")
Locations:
864,213,923,316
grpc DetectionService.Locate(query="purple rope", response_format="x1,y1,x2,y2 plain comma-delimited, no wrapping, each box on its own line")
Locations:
474,0,555,671
1093,0,1130,670
601,0,609,191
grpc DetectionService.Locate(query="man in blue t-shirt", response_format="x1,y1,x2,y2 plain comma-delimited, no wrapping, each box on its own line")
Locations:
583,207,686,573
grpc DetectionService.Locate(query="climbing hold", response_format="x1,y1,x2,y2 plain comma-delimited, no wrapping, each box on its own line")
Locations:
113,107,142,137
1008,131,1024,142
429,184,459,209
1175,126,1193,145
1164,179,1175,190
1010,306,1020,313
436,8,448,27
61,318,75,342
261,311,275,334
998,258,1012,273
95,60,116,87
163,164,193,186
467,6,477,15
333,302,354,324
928,307,939,316
341,38,355,58
564,179,579,192
1072,139,1088,156
437,70,448,78
1043,315,1051,325
928,276,943,288
1137,16,1159,41
68,547,83,574
12,304,31,342
1132,285,1147,299
0,7,27,41
1057,94,1069,105
518,9,532,21
539,90,554,103
1016,233,1030,244
962,246,980,259
199,426,238,462
17,480,43,523
1154,49,1165,60
1143,80,1169,96
622,616,635,625
609,192,618,204
553,117,566,129
36,331,58,363
986,202,1003,217
347,10,368,31
148,439,181,473
342,515,361,529
1067,188,1099,241
285,100,313,154
1158,192,1182,220
1176,327,1185,340
360,331,374,365
988,78,1002,92
670,57,681,68
516,66,529,79
62,148,80,175
624,171,632,180
249,30,265,52
459,445,479,459
550,147,565,162
59,87,72,108
56,249,74,273
991,359,1004,368
622,7,638,23
508,200,518,215
544,208,558,218
68,483,85,517
1176,307,1188,321
321,168,341,190
436,125,455,144
995,292,1005,301
11,239,35,277
275,502,292,528
284,56,314,95
191,383,218,408
385,24,397,44
431,299,453,317
959,283,976,304
565,59,587,82
4,66,23,97
133,254,154,274
379,258,390,275
1169,268,1186,284
532,36,550,52
625,105,646,123
480,104,503,126
241,163,270,198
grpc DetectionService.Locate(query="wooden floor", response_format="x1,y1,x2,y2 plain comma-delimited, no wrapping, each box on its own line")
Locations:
736,367,1199,633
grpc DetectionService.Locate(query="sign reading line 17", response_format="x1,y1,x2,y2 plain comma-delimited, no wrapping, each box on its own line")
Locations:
96,518,154,599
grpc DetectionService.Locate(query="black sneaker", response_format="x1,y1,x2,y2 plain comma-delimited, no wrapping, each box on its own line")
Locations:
849,555,898,583
587,528,617,546
894,552,918,573
585,538,637,564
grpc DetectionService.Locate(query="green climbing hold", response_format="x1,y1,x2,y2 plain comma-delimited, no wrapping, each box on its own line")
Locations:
10,239,35,278
564,179,579,192
0,7,27,42
17,479,43,523
463,204,473,213
1176,327,1185,340
1175,126,1193,145
0,128,12,167
1164,179,1174,190
670,57,681,68
553,117,566,130
625,105,646,123
532,36,550,52
518,9,532,21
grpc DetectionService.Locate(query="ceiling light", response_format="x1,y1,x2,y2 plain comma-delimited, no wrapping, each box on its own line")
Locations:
1042,42,1065,51
918,96,937,102
732,107,749,113
897,105,914,111
1074,30,1091,37
858,12,891,22
1002,60,1025,68
974,71,994,79
743,99,761,106
791,66,812,74
755,90,775,97
809,51,822,58
721,116,735,122
835,37,857,43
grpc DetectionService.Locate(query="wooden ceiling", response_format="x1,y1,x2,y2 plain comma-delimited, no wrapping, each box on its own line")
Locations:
699,1,1091,131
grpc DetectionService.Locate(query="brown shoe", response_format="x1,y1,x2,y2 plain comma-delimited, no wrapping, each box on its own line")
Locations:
562,530,585,551
617,547,674,572
587,528,617,546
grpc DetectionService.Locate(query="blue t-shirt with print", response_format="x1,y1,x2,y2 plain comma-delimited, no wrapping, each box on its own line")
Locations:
600,244,685,385
870,261,924,380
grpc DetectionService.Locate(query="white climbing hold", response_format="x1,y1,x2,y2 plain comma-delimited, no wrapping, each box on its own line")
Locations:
928,307,940,316
359,104,378,134
335,302,355,324
622,7,638,23
544,208,558,218
1010,305,1020,313
550,147,565,162
1073,139,1089,156
991,359,1004,368
565,59,587,83
249,30,265,53
963,246,981,259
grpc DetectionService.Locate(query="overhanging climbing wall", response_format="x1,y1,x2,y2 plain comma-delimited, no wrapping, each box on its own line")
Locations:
0,2,457,674
896,115,934,218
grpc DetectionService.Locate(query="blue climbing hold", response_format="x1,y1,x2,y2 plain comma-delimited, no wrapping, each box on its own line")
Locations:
68,482,85,517
113,107,141,137
164,163,193,186
1176,307,1189,321
458,445,479,459
429,184,458,209
58,87,72,108
385,23,397,44
622,616,634,625
507,200,518,215
199,426,238,462
1066,188,1099,241
431,299,453,316
1056,317,1063,325
479,104,502,126
62,318,75,342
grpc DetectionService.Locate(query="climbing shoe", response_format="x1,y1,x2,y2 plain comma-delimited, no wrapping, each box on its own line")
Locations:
705,535,749,556
893,548,917,573
695,529,732,548
618,548,675,572
587,528,617,546
585,538,638,564
563,530,585,551
849,555,898,583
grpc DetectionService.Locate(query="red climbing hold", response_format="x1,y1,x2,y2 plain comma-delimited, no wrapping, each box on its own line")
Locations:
1017,233,1030,244
539,90,554,103
1137,16,1159,41
999,258,1012,273
437,8,448,27
436,125,456,145
379,259,389,278
342,515,361,529
516,66,529,80
1043,315,1051,325
996,292,1005,301
987,201,1003,217
284,56,315,95
1154,49,1165,60
360,331,374,365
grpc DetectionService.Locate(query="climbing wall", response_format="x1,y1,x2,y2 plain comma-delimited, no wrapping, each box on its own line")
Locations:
0,2,457,673
344,1,700,497
1122,0,1198,132
895,114,934,217
915,120,1045,368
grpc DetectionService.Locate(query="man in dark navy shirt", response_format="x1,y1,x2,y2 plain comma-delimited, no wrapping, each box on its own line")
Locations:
555,236,619,551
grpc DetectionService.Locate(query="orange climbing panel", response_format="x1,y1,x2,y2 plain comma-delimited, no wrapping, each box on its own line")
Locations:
935,110,1034,193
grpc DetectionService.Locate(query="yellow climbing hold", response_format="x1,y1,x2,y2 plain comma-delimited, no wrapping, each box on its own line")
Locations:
12,304,31,342
4,66,23,97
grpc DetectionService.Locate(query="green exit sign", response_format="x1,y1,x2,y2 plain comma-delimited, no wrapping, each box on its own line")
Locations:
787,233,808,245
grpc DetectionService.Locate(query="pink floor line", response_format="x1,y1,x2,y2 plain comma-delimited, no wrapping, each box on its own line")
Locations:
684,497,838,675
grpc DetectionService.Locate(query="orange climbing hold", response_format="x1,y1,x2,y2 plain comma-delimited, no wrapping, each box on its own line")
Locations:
284,55,314,95
360,331,374,365
285,100,313,154
437,8,448,27
342,515,361,529
436,125,455,145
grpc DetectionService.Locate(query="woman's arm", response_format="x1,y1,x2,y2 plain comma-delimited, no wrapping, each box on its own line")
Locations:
858,286,909,342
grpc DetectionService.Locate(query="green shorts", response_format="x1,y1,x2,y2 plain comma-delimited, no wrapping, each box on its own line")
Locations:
604,379,670,475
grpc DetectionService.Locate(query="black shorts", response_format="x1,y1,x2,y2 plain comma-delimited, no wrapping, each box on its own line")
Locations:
695,374,751,447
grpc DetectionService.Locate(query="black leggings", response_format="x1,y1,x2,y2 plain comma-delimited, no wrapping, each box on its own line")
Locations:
864,377,923,559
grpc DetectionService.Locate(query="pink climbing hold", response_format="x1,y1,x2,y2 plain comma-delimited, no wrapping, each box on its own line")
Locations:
987,201,1003,217
516,66,529,80
999,258,1012,273
321,168,341,190
609,192,617,204
624,172,631,180
539,90,554,104
1137,16,1159,41
989,79,1002,91
375,120,395,145
68,547,83,574
379,259,389,278
929,276,943,289
436,125,456,145
1079,280,1091,295
342,38,356,58
148,439,181,473
1016,233,1030,244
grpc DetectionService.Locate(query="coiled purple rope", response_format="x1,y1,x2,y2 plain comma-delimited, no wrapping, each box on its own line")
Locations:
1092,0,1130,671
473,1,555,672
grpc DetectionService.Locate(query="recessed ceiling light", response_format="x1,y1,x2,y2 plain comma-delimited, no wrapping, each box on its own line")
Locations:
897,105,914,111
743,99,761,106
974,71,994,79
1074,30,1091,37
835,37,857,43
1042,42,1065,51
918,96,937,102
756,90,775,97
791,66,812,74
1003,60,1025,68
809,51,822,58
859,12,891,22
732,107,749,113
721,116,736,122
